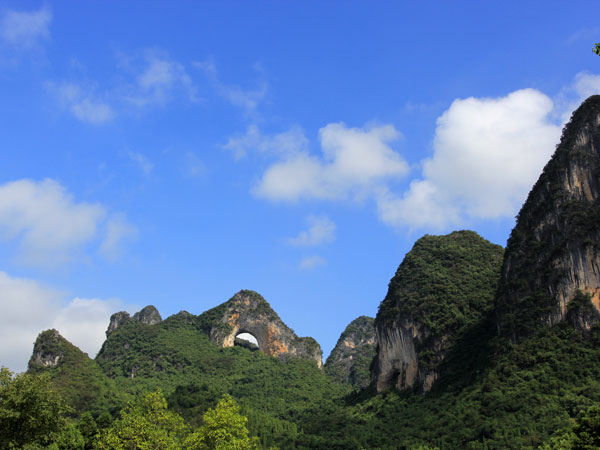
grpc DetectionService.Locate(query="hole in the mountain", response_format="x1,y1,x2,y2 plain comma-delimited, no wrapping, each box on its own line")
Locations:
234,332,259,351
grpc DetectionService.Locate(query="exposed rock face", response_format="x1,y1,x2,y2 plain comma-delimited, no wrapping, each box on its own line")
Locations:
28,329,67,369
202,290,323,367
133,305,162,325
373,231,503,392
106,311,131,336
325,316,377,388
106,305,162,336
496,96,600,341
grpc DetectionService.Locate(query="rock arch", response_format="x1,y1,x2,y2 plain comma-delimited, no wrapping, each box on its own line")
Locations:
204,290,322,368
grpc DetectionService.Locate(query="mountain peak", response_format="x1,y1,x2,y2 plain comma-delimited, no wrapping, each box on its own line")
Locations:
200,290,323,367
496,95,600,341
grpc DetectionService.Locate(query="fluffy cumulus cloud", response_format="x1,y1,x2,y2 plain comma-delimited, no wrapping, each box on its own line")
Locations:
0,271,126,373
0,178,136,267
246,73,600,233
376,89,562,230
288,215,336,246
253,123,408,202
0,5,51,49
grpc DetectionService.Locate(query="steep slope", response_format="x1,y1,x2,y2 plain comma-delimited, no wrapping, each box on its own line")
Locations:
325,316,377,389
373,230,504,392
496,95,600,341
28,329,121,416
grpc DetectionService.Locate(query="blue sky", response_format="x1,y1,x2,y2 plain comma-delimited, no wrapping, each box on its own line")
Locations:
1,1,600,372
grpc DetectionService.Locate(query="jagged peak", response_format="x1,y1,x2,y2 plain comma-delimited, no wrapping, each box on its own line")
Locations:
200,290,323,367
106,305,162,337
28,329,79,370
496,95,600,341
325,315,377,388
132,305,162,325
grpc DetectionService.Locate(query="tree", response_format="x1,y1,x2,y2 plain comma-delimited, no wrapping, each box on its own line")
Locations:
0,367,69,449
48,423,86,450
594,43,600,56
95,390,188,450
185,395,259,450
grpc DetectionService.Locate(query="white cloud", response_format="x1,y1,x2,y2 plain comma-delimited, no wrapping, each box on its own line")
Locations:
376,88,562,230
242,73,599,233
0,6,51,49
566,27,600,45
236,332,258,346
224,124,308,160
52,297,123,359
196,59,267,117
288,215,336,246
48,49,198,124
124,50,198,107
127,151,154,175
99,214,138,261
572,72,600,99
299,255,327,270
376,181,461,231
0,179,105,266
555,72,600,123
0,179,135,267
253,123,408,202
47,82,114,125
0,271,126,373
183,152,206,177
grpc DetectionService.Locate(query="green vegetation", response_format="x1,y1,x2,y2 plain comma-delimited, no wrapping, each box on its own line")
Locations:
28,330,122,417
496,96,600,342
325,316,376,389
594,43,600,56
14,318,600,449
0,368,76,449
23,282,600,449
90,310,346,449
185,395,260,450
377,230,503,369
95,390,187,449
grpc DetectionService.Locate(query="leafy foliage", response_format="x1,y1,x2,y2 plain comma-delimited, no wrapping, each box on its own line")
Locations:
185,394,259,450
95,390,188,449
0,368,70,449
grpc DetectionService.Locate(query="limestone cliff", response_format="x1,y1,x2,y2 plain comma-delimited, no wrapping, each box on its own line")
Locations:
200,290,323,367
325,316,377,389
373,231,503,392
28,329,68,369
496,95,600,341
106,305,162,336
